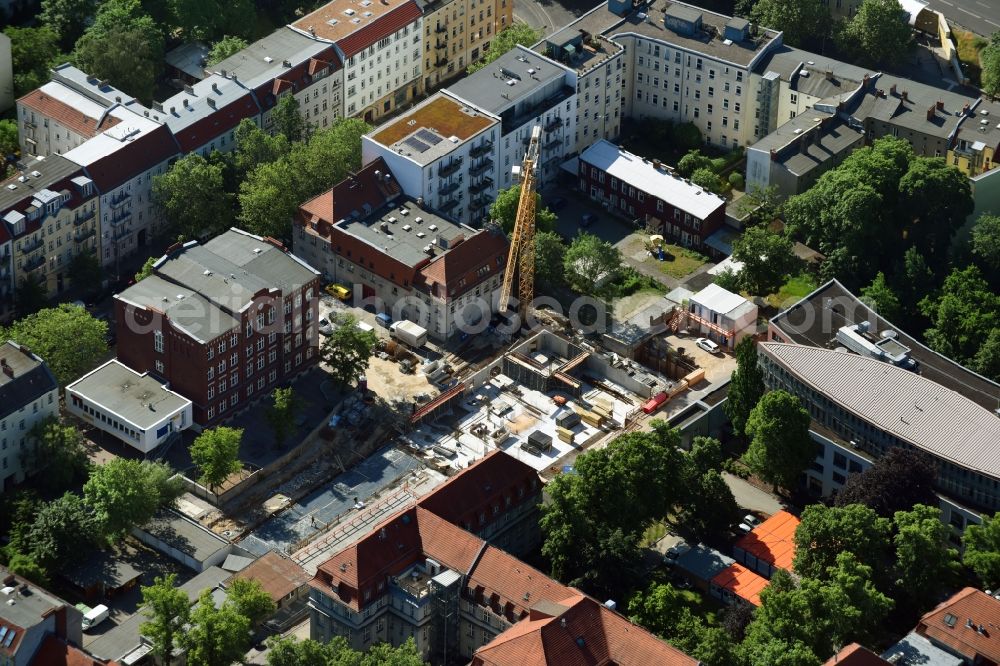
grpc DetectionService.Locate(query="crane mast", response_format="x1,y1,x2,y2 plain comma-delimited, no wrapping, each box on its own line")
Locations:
498,125,542,322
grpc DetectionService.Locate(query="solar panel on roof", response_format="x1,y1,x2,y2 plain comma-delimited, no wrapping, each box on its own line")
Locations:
415,129,443,145
403,137,431,153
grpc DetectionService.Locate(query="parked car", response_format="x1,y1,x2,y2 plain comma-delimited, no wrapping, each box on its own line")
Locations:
663,541,690,566
743,513,761,528
546,196,567,211
581,213,596,227
695,337,721,354
318,317,335,335
738,522,754,535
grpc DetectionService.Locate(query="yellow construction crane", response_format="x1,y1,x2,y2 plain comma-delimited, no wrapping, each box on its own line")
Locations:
498,125,542,322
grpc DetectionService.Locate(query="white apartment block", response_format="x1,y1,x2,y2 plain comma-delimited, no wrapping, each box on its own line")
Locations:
361,91,500,226
0,341,59,492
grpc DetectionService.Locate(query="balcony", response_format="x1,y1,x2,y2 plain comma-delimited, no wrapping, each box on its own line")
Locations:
435,24,447,34
469,178,493,195
470,160,493,177
108,193,129,209
438,158,462,177
469,195,491,210
469,141,493,158
21,237,44,255
439,197,460,211
544,117,564,132
23,255,45,272
438,181,460,196
74,228,96,243
435,57,449,67
435,40,447,50
543,138,563,151
73,210,96,226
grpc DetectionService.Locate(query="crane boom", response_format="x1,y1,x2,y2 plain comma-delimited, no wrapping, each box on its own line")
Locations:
498,125,542,320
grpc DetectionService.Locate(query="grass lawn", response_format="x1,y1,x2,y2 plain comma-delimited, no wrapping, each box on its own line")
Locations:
656,244,710,279
765,272,818,309
641,521,668,548
953,29,986,84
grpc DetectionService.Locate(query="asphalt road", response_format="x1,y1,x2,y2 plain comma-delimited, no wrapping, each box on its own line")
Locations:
923,0,1000,33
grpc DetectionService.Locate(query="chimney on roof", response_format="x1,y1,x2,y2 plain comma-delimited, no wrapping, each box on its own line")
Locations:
212,82,220,93
221,69,228,77
183,99,189,108
890,83,897,96
207,98,216,109
963,102,970,116
1,358,12,378
927,105,936,121
901,90,909,102
936,100,944,111
282,60,291,68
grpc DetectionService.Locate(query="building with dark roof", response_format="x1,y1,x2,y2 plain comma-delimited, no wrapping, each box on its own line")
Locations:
0,568,84,666
0,341,59,492
231,551,311,628
902,588,1000,665
823,644,892,666
156,74,261,156
294,160,508,341
307,451,697,665
115,228,321,426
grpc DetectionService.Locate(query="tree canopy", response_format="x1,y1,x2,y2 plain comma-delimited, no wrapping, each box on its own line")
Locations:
468,23,540,73
3,26,64,97
1,304,107,385
534,231,567,289
83,459,183,540
793,504,893,581
837,0,912,66
983,32,1000,99
226,578,275,625
725,336,765,437
893,504,960,609
834,447,937,517
321,313,377,387
489,185,557,235
860,271,901,322
206,35,249,66
743,390,813,491
24,417,90,493
563,233,623,296
153,154,234,240
731,226,801,296
963,512,1000,589
185,588,252,666
749,0,828,47
39,0,95,49
12,492,97,570
920,265,1000,370
266,636,427,666
971,213,1000,275
141,574,190,666
190,427,243,491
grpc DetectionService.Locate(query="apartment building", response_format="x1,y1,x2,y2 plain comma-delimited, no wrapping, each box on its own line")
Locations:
114,229,321,426
612,1,783,150
0,225,10,321
291,0,424,124
0,156,99,304
361,92,500,226
294,160,509,339
0,568,84,665
948,98,1000,177
0,33,11,113
307,451,697,665
538,7,627,155
0,341,59,492
421,0,513,91
448,45,577,190
578,139,725,247
156,74,262,156
208,27,345,133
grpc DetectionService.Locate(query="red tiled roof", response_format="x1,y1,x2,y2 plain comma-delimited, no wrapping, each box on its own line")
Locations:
233,550,311,603
171,92,260,153
30,635,120,666
734,510,799,573
81,124,179,191
298,158,398,227
822,643,891,666
418,450,539,533
417,229,508,297
916,587,1000,663
711,563,768,606
335,1,423,58
18,89,120,139
468,546,575,620
471,595,698,666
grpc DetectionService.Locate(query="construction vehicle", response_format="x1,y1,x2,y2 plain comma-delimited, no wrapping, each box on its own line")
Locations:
498,125,542,322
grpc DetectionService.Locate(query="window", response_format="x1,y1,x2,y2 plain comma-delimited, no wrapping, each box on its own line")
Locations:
207,367,215,381
208,386,215,399
155,360,164,373
230,333,238,347
832,471,847,485
220,379,227,392
231,395,238,407
154,331,164,353
833,452,847,469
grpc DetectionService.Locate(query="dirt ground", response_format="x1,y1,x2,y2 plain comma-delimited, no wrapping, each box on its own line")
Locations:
364,356,435,402
666,332,737,384
613,290,667,322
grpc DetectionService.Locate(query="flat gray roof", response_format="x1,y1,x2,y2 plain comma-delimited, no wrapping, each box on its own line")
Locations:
165,41,210,80
336,198,472,267
158,74,256,136
67,360,191,429
754,46,871,94
883,633,964,666
117,274,238,343
760,342,1000,479
208,27,332,89
609,0,781,67
140,510,230,564
754,113,863,177
0,569,71,634
447,45,570,115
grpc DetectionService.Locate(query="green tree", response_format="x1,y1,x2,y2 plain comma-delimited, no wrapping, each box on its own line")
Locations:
190,427,243,491
83,459,183,540
534,231,566,288
17,492,97,570
266,636,336,666
671,122,702,150
628,582,689,637
731,226,801,296
153,154,234,240
206,35,249,66
742,390,813,492
0,120,19,157
725,336,765,437
266,387,301,448
488,185,557,234
737,185,784,228
321,313,377,387
2,303,107,384
677,149,714,177
921,265,1000,366
837,0,912,66
983,33,1000,99
271,94,307,142
563,233,622,296
859,271,901,322
793,504,892,580
233,119,291,180
971,213,1000,274
5,551,49,586
15,275,49,318
691,167,724,194
897,157,973,271
896,246,936,322
681,469,740,540
468,23,540,73
167,0,253,41
135,256,157,282
68,251,103,296
893,505,960,610
750,0,828,47
24,417,90,493
226,578,275,625
963,512,1000,588
40,0,95,49
185,589,252,666
670,611,737,666
4,26,63,97
141,574,190,666
974,328,1000,382
834,447,937,517
239,118,370,240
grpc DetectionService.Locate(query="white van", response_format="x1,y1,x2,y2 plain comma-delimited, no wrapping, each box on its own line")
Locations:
82,604,110,631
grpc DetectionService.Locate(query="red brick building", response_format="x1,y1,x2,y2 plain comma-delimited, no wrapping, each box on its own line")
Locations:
114,229,321,426
578,139,726,249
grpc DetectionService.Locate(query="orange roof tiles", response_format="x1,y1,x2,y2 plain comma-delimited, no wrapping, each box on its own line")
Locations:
417,230,508,298
31,635,120,666
233,551,311,603
472,595,699,666
469,547,575,620
294,0,422,57
372,95,495,146
822,643,891,666
711,563,768,606
916,587,1000,664
17,89,120,139
734,510,799,573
